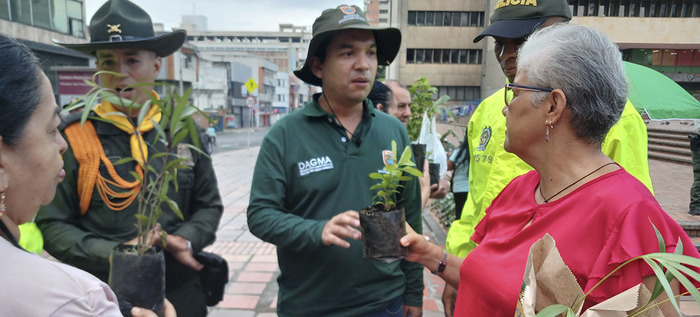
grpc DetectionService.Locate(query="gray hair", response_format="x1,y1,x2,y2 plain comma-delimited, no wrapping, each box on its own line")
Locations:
517,23,627,144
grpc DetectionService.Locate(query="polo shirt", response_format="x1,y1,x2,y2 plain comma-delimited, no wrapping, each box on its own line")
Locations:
247,94,424,316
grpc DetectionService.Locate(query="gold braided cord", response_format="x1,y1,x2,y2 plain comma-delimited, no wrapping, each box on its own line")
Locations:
64,121,143,214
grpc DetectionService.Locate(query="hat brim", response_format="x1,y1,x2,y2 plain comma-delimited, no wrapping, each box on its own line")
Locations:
473,17,548,43
294,26,401,86
54,29,186,57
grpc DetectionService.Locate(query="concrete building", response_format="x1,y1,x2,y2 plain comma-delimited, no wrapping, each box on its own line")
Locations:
481,0,700,98
1,0,91,100
184,22,313,114
365,0,392,25
369,0,487,106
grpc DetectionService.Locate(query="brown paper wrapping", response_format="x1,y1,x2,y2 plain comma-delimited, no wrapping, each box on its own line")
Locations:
515,234,664,317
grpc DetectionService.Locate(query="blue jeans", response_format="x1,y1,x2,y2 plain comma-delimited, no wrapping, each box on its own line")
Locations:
363,296,404,317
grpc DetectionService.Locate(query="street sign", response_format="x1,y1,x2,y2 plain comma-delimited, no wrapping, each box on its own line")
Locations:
245,78,258,94
246,95,257,108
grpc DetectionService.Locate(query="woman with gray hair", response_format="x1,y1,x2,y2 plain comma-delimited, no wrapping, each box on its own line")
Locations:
399,24,699,316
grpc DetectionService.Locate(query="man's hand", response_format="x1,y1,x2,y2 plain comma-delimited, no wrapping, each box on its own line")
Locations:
404,305,423,317
429,178,450,199
441,284,458,317
159,234,203,271
124,223,162,247
321,210,361,248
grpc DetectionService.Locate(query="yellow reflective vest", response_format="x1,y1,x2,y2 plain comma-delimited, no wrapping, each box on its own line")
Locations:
445,87,653,258
18,222,44,254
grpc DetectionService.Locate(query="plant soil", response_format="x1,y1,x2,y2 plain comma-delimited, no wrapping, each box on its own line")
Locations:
359,206,408,263
109,244,166,317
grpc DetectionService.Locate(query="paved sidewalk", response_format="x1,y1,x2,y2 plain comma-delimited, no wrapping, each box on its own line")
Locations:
204,145,700,316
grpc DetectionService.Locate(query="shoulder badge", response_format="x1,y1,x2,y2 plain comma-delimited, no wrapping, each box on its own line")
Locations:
177,144,195,167
477,126,492,151
382,150,394,166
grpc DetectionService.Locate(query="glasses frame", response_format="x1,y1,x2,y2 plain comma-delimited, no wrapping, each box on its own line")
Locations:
505,83,554,107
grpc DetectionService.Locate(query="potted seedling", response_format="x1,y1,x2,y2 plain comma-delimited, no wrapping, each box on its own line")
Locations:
69,73,208,317
406,78,453,187
360,140,423,263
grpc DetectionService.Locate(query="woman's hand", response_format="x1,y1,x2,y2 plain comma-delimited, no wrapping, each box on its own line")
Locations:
401,223,437,264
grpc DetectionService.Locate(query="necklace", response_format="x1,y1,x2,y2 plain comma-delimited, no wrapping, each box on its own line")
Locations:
539,162,618,203
322,93,357,139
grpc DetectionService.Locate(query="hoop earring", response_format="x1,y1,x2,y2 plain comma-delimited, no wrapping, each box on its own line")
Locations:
0,192,6,217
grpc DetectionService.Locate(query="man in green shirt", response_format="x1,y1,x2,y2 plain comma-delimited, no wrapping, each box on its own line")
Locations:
36,1,223,316
247,5,424,317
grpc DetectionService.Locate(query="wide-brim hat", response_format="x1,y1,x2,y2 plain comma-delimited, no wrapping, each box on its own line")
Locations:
473,0,572,43
55,0,185,57
293,5,401,86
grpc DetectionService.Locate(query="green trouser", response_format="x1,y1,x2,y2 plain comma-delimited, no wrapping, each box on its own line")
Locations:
690,134,700,213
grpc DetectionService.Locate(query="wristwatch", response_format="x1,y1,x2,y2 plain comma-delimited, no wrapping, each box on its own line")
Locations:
432,249,448,275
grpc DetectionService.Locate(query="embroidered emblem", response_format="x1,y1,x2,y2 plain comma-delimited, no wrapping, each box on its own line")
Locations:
382,150,395,166
177,144,194,166
107,24,122,34
477,126,492,151
339,6,356,14
298,156,334,176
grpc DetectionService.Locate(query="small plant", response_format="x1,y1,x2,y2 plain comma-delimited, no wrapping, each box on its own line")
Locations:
68,71,208,256
406,77,453,142
369,140,424,210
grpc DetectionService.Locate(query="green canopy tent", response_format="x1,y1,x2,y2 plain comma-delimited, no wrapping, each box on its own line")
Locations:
624,61,700,120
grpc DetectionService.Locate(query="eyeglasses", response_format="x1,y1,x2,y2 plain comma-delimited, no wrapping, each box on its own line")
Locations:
504,83,554,106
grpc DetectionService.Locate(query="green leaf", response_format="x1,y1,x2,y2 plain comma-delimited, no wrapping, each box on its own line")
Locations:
398,145,413,165
369,173,384,180
642,257,681,313
171,129,190,149
402,166,424,178
535,304,573,317
160,231,168,248
134,214,149,223
114,157,136,166
163,197,184,220
651,222,666,253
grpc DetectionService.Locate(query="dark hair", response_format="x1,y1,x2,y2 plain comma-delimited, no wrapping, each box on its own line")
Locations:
453,133,469,168
367,80,393,112
0,34,42,146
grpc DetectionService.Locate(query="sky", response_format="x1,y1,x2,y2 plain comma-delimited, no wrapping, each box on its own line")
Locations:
85,0,366,32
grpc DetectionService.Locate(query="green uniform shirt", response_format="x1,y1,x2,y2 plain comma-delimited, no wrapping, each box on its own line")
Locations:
446,88,653,258
36,111,223,282
247,94,424,316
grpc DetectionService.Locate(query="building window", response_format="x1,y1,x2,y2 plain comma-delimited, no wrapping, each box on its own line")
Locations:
568,0,700,17
407,49,483,65
407,10,485,27
379,18,388,23
435,86,481,102
1,0,84,36
379,9,388,14
623,48,700,73
0,0,9,19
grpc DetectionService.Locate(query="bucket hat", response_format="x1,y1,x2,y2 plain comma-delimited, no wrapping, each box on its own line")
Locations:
55,0,185,57
293,5,401,86
473,0,571,43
